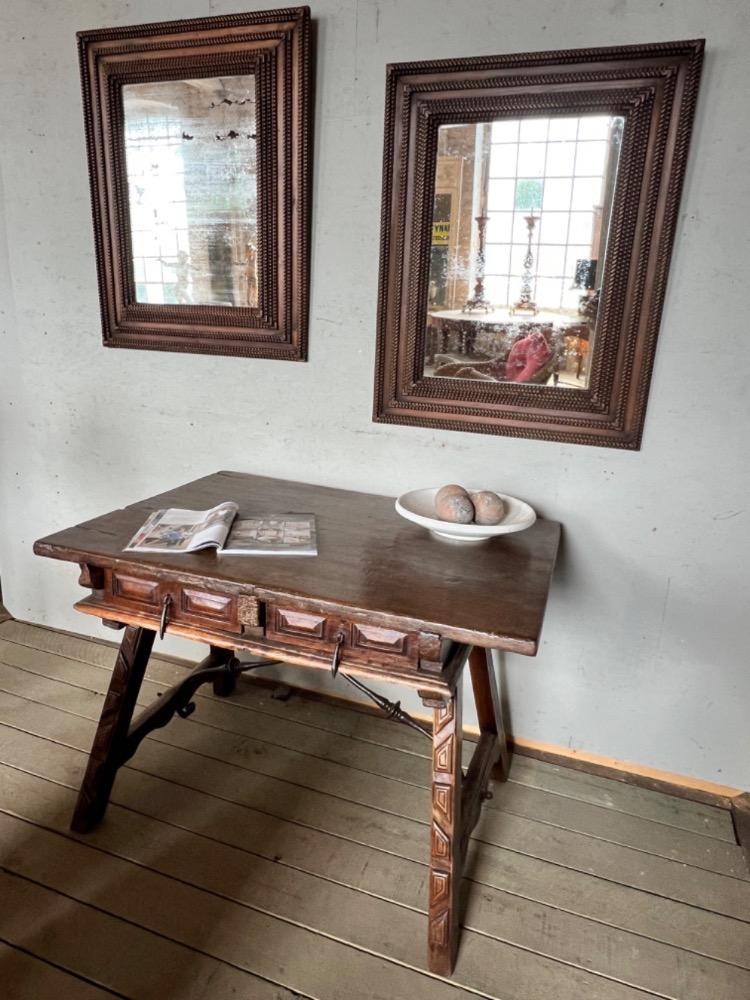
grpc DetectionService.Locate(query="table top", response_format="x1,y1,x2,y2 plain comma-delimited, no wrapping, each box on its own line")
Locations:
34,471,560,654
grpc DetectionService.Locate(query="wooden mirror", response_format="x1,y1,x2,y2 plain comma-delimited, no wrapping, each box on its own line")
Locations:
78,8,311,359
373,41,704,448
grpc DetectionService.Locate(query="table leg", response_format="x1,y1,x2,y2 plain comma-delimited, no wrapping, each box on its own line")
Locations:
211,645,237,697
71,625,155,833
468,646,510,781
425,683,463,976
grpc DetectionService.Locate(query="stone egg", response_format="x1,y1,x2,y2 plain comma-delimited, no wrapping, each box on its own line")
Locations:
435,491,475,524
470,491,506,525
435,484,469,505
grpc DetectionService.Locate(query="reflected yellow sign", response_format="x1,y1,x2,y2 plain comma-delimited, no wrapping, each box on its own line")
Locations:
432,221,450,245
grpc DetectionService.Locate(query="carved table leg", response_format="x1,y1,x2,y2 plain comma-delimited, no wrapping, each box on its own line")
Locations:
71,625,155,833
469,645,510,781
424,683,463,976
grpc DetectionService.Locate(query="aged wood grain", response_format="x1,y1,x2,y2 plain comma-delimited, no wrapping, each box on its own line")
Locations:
78,11,311,360
0,941,121,1000
9,651,739,878
32,470,560,975
0,622,736,844
70,625,155,833
468,645,509,780
425,688,463,974
5,653,746,875
0,869,309,1000
12,616,728,837
6,742,750,1000
2,804,691,1000
2,730,750,999
4,618,733,842
33,470,561,654
3,753,749,982
2,691,749,929
373,41,704,448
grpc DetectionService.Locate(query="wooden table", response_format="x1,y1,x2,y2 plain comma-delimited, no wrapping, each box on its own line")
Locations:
427,307,589,372
34,470,560,975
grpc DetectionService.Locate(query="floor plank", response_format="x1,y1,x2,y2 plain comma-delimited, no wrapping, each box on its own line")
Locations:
2,760,749,999
1,815,509,1000
0,639,744,878
0,869,307,1000
2,729,747,974
0,621,736,843
1,684,749,926
0,621,735,843
0,620,748,1000
504,756,736,842
0,940,122,999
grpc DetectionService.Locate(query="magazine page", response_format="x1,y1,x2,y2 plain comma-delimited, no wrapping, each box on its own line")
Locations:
125,502,238,554
220,513,317,556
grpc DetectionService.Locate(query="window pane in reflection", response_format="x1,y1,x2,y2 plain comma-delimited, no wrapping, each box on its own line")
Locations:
123,75,258,308
425,113,624,389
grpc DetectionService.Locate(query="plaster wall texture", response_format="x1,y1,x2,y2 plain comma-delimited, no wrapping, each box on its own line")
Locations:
1,0,748,787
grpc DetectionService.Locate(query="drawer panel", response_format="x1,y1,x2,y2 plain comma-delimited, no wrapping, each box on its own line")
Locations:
271,606,328,639
104,569,242,635
170,586,241,634
111,572,160,606
351,623,409,656
180,588,234,621
266,603,420,668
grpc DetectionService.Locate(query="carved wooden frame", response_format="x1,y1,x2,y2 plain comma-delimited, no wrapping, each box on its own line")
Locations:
78,7,311,359
373,40,704,448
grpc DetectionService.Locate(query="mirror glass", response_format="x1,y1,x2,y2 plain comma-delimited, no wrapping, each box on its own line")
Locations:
122,76,259,308
425,115,624,388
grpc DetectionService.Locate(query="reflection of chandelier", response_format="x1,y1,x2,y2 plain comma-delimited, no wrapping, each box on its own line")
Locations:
510,214,538,316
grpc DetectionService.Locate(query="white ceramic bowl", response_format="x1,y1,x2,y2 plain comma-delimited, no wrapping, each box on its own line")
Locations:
395,487,536,543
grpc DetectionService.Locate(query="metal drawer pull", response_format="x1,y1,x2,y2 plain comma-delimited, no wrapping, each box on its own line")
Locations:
330,630,346,677
159,594,172,640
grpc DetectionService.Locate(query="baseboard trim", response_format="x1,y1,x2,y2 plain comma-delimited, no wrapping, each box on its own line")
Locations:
5,617,742,810
506,737,740,810
229,671,742,810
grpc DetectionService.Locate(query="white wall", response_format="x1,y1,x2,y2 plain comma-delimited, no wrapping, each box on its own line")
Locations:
1,0,748,788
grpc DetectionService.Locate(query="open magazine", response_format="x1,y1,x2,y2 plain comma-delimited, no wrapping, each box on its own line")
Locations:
124,502,318,556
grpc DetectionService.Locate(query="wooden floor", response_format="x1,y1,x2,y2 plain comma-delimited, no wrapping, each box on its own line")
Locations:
0,619,748,1000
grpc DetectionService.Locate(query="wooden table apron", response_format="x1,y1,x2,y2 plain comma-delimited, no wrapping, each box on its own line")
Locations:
34,471,560,976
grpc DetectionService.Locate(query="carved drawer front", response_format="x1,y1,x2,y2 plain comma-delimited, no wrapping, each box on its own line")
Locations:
110,571,160,607
269,606,332,641
351,623,410,656
170,586,241,634
266,603,418,665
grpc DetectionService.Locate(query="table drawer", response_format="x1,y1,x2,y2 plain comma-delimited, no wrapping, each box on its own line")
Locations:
265,601,426,667
110,571,161,607
269,605,337,642
171,586,241,633
103,569,242,635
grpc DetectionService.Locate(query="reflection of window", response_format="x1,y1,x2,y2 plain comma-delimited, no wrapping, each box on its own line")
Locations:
123,76,258,308
125,108,191,305
514,178,543,211
483,116,620,312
